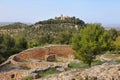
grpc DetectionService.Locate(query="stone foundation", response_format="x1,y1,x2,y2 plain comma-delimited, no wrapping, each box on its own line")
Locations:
0,45,74,80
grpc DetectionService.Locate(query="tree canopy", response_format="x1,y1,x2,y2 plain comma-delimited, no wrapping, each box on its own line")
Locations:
108,28,118,41
112,36,120,50
72,24,110,67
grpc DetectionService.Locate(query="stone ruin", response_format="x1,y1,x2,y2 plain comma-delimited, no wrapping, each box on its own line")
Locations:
0,45,74,80
1,45,120,80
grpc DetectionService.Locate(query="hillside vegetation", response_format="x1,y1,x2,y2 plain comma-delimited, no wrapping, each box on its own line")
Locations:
0,16,120,65
0,16,85,63
1,16,120,80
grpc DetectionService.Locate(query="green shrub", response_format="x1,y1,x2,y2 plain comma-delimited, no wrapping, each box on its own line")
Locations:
38,68,60,77
69,60,102,69
21,66,31,70
22,75,32,80
68,62,88,69
92,60,102,66
116,60,120,64
104,51,120,59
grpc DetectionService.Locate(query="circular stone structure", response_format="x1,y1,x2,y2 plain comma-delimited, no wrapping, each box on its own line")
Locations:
0,45,74,80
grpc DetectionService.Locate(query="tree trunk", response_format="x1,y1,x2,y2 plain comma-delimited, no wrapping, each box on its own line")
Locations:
88,56,92,67
88,61,91,67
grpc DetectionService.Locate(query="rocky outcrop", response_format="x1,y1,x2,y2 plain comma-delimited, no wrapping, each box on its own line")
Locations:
79,63,120,80
37,63,120,80
0,70,28,80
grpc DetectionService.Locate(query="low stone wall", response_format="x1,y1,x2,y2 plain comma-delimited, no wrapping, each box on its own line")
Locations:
15,45,74,62
14,47,49,62
0,45,74,80
10,45,74,67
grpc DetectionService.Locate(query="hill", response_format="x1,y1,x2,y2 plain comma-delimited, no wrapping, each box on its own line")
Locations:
1,16,120,80
0,16,85,64
0,22,28,37
0,16,85,43
0,22,14,26
0,22,28,29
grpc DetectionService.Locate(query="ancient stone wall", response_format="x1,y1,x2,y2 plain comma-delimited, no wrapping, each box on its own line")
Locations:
14,45,74,62
0,45,74,80
49,45,73,57
1,45,120,80
14,47,49,62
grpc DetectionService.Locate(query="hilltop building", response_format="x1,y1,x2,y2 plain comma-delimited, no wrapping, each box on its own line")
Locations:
60,14,70,20
54,14,70,20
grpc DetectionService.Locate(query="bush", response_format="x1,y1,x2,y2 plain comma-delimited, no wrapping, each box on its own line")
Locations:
21,66,31,70
22,75,32,80
68,62,88,69
38,68,60,77
104,51,120,59
116,60,120,64
69,60,102,69
92,60,102,66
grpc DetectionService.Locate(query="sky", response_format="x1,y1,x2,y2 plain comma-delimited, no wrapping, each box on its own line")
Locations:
0,0,120,25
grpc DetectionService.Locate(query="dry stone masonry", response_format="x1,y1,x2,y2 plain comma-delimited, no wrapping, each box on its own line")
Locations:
0,45,74,80
0,45,120,80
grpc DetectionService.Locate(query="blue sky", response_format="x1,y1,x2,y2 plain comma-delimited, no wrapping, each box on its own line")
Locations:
0,0,120,25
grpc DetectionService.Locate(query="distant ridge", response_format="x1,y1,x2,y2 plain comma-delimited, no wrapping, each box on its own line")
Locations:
103,24,120,30
0,22,32,26
0,22,14,26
